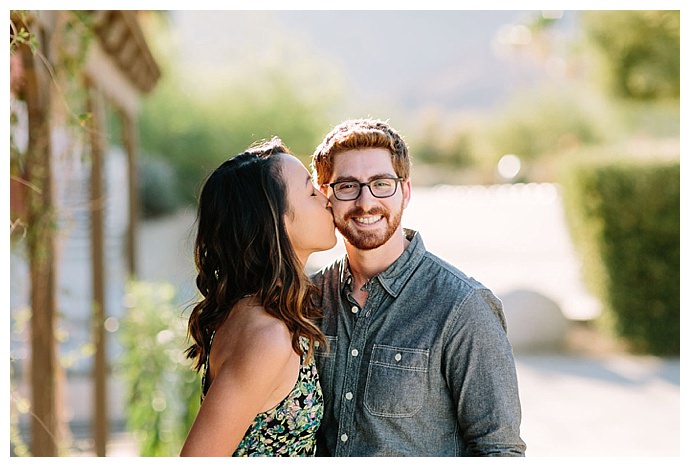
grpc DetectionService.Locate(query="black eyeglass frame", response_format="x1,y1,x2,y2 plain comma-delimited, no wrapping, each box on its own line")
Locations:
326,177,405,201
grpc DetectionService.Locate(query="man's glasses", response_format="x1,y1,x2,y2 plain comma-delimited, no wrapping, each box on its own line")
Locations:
327,177,404,201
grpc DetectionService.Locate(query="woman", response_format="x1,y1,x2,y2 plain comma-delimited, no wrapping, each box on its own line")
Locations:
180,138,336,456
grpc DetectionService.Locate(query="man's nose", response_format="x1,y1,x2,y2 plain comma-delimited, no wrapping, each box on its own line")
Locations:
355,184,377,210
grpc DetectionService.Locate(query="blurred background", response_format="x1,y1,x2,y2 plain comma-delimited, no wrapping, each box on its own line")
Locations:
8,9,680,457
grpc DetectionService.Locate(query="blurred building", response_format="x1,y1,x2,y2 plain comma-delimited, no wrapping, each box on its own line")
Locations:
10,10,160,456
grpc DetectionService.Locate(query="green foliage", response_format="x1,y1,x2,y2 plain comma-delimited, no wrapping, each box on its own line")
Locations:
9,11,38,54
611,99,680,140
9,304,32,456
484,86,616,163
406,84,627,183
406,10,682,183
138,155,181,218
117,281,200,456
138,63,339,206
408,113,476,168
581,11,680,100
560,159,679,355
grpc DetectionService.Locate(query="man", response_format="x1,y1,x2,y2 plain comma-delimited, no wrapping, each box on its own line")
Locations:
310,118,526,456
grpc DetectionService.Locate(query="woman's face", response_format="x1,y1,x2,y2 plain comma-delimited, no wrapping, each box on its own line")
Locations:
280,153,337,264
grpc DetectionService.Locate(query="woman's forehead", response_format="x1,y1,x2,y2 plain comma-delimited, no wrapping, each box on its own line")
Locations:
279,153,310,181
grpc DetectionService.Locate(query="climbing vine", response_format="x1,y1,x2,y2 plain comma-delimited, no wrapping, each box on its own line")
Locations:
9,10,97,456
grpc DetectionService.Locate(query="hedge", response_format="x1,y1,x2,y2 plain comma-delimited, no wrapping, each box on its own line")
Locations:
560,159,680,355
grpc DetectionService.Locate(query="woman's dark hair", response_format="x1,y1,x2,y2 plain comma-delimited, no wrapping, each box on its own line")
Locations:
185,138,326,371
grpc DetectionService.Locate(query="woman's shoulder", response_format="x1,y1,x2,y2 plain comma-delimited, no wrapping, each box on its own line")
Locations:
238,298,291,342
215,298,294,367
244,310,293,357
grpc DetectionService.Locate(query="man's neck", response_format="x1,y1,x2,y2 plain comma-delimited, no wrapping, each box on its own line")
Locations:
345,228,409,289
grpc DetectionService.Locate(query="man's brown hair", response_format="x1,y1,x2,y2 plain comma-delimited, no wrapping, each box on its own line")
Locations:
311,118,411,186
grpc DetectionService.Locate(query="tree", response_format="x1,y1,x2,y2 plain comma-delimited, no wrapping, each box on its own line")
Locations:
580,11,680,100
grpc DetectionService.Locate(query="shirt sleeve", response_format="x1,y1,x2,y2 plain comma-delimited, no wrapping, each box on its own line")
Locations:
443,287,527,456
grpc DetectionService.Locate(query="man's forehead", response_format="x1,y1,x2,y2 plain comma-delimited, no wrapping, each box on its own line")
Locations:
331,147,395,175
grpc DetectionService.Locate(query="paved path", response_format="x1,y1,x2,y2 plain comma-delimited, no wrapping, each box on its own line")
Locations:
516,354,679,456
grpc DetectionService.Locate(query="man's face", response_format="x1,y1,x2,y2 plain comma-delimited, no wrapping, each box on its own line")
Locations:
324,148,410,251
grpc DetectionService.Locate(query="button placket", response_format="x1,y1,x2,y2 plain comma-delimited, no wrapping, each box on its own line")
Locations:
336,286,378,456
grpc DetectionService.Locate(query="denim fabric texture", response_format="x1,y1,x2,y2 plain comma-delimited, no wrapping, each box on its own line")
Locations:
312,229,526,456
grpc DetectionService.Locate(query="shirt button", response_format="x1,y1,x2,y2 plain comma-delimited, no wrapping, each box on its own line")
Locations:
351,306,359,314
345,392,353,400
351,349,359,357
395,353,402,362
341,433,348,442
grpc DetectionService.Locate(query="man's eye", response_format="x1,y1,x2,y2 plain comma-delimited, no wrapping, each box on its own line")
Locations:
338,183,357,190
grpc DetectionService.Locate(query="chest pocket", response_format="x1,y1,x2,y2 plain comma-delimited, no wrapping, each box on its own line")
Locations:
364,344,429,418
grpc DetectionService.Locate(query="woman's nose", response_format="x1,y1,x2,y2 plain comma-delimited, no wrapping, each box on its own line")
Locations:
319,190,332,208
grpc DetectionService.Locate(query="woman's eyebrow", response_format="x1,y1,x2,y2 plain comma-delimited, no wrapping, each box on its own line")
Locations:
306,174,318,191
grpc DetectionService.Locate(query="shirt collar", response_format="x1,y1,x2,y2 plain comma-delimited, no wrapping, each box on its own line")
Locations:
340,228,426,298
340,256,354,294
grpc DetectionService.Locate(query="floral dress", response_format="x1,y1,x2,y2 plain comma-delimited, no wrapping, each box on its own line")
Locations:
201,333,323,456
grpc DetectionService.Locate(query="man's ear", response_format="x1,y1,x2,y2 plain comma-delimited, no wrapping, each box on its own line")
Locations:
402,178,412,209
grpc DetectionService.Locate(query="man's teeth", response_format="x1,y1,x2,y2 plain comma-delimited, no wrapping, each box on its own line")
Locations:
354,216,381,225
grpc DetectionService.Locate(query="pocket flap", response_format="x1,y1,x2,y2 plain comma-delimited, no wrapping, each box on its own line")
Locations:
371,344,429,371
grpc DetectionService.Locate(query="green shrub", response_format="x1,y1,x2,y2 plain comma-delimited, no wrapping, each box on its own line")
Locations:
560,159,680,355
138,156,182,219
485,86,618,164
138,64,339,206
117,281,200,456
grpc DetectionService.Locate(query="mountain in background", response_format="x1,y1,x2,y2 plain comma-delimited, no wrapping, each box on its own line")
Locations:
170,10,578,115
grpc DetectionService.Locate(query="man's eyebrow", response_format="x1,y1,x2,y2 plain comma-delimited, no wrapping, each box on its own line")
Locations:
332,173,398,183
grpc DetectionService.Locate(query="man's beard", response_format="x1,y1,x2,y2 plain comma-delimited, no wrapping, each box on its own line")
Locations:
335,203,403,251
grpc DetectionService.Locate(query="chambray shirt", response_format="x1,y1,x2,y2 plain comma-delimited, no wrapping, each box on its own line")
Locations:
311,229,526,456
